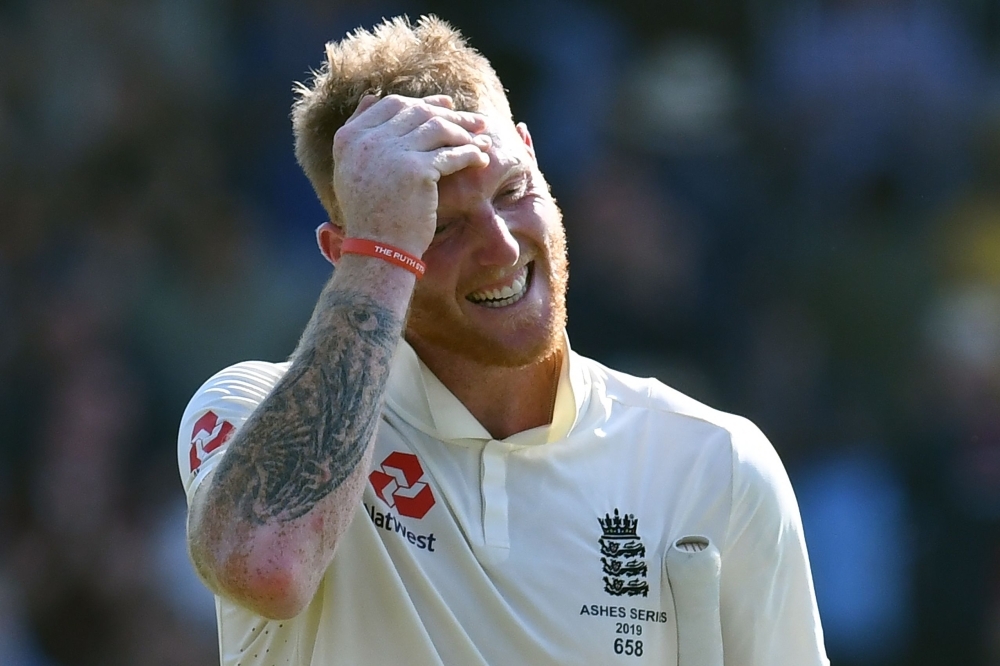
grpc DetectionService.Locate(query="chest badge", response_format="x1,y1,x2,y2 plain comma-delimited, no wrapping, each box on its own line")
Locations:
599,509,649,597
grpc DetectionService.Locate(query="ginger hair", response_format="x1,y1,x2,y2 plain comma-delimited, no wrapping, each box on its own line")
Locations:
291,15,512,223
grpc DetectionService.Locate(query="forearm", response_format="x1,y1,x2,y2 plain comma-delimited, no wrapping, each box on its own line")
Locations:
186,92,488,617
189,258,413,617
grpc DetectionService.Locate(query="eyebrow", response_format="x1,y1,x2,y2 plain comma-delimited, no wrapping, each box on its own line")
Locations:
496,162,531,187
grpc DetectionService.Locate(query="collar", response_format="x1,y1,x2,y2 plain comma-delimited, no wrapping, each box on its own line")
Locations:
383,331,588,445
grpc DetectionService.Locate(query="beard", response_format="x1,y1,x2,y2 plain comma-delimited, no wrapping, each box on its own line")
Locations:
406,221,569,369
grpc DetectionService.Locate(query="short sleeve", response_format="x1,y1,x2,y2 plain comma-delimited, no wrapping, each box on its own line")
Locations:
177,360,290,501
719,419,829,665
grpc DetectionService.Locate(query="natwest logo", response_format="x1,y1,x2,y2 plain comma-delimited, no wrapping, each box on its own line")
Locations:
369,452,435,519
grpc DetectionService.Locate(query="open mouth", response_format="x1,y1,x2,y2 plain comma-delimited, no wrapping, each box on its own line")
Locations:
466,263,532,308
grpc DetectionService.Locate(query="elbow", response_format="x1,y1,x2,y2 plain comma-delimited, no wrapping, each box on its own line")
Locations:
189,533,319,620
222,560,317,620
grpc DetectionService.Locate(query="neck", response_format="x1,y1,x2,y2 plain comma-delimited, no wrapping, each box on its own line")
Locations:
408,342,564,440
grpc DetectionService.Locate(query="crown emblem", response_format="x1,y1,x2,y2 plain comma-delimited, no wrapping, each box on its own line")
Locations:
599,509,639,538
597,508,648,597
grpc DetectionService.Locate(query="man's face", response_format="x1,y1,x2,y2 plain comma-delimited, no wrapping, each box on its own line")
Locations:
405,121,569,368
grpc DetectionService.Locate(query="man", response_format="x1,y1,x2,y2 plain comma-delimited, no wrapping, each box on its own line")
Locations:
178,15,828,665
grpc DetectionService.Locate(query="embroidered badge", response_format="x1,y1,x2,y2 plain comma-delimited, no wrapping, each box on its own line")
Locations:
599,509,649,597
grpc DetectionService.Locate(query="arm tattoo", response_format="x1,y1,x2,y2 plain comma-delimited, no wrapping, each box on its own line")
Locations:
210,288,401,525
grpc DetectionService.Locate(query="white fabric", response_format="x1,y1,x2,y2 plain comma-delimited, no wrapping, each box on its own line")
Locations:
666,538,723,666
178,337,829,665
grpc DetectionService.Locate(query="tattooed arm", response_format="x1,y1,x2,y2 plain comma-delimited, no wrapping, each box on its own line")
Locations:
186,260,411,619
185,95,490,619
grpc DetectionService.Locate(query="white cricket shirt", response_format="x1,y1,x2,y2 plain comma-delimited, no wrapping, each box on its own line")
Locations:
178,336,828,665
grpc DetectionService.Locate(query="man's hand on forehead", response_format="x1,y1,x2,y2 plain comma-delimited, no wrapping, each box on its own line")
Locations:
346,94,491,148
332,94,493,258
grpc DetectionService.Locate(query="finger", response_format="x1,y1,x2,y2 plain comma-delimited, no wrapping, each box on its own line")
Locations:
435,107,487,133
346,95,488,138
386,103,487,138
345,94,421,130
430,144,491,178
346,94,380,123
403,116,492,152
423,94,454,109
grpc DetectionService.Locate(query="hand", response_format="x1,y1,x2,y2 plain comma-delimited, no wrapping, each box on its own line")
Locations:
332,94,492,256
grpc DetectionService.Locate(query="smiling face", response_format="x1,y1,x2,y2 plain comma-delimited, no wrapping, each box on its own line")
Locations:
405,121,569,369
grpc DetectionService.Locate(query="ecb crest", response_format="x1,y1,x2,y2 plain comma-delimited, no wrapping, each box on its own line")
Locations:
599,509,649,597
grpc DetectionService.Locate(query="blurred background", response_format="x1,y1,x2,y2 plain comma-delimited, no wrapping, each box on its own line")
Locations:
1,0,999,663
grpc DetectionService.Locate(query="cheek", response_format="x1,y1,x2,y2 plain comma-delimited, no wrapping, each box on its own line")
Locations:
421,239,478,294
408,281,449,329
412,262,459,305
522,197,549,226
534,201,566,252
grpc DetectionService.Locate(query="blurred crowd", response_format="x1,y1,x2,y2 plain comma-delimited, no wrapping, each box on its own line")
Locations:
2,0,1000,664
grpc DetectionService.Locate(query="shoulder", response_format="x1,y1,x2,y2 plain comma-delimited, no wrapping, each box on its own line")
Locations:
577,354,788,494
178,360,292,438
183,360,292,406
177,360,291,497
581,356,802,538
580,354,771,453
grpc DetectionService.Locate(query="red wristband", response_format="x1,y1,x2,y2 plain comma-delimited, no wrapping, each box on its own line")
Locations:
340,238,426,278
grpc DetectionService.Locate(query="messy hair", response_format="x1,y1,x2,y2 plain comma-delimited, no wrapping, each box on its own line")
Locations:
291,15,511,223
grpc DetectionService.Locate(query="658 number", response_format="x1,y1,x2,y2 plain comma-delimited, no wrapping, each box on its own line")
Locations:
614,638,643,657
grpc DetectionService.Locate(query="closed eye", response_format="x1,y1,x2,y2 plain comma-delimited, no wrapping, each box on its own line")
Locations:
499,185,524,199
434,217,459,236
495,175,529,206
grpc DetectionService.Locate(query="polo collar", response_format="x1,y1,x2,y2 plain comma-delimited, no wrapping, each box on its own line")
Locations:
384,332,587,445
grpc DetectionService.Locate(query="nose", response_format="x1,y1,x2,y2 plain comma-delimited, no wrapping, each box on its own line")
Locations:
471,206,519,268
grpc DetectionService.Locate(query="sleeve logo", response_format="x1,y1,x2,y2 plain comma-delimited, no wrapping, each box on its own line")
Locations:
369,452,435,519
189,410,235,473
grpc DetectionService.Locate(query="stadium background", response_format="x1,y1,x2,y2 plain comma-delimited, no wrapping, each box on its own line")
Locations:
2,0,1000,664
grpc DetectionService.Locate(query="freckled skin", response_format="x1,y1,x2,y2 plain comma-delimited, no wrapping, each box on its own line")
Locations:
189,283,402,617
187,94,492,619
186,88,567,618
211,293,398,526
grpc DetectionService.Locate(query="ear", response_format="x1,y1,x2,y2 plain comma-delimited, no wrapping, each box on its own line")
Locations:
516,122,537,163
316,222,345,264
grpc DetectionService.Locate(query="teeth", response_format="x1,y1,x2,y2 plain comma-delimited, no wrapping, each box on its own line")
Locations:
468,266,530,307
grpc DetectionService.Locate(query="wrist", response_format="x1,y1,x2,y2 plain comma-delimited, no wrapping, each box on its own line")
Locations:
341,238,426,279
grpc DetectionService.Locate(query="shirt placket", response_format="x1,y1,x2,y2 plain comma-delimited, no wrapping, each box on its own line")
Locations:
480,439,511,563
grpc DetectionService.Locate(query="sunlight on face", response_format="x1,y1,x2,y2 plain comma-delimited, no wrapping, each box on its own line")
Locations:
405,123,569,368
